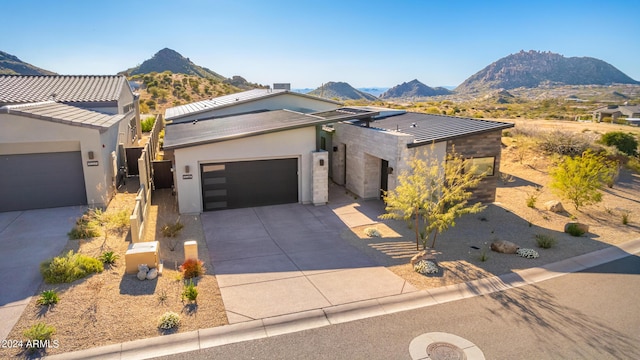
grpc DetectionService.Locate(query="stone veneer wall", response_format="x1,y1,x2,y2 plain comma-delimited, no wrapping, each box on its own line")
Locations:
446,130,503,203
311,150,329,205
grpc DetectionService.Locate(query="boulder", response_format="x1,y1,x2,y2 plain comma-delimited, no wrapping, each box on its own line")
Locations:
490,240,519,254
146,268,158,280
544,200,565,213
138,264,149,273
410,250,435,265
564,222,589,235
137,270,147,281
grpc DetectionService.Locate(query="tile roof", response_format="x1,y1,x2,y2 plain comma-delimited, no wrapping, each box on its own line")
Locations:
164,109,373,149
164,89,342,120
352,112,514,147
0,75,128,104
0,101,125,130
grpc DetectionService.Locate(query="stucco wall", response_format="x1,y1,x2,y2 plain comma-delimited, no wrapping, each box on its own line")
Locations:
173,126,317,214
171,93,339,123
0,113,119,207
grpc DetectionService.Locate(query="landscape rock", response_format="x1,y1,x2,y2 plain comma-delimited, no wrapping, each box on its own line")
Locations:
137,270,147,281
146,268,158,280
544,200,565,213
410,250,435,265
138,264,149,273
564,222,589,235
490,240,519,254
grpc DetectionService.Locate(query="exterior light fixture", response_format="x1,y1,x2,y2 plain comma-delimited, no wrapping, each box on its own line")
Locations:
185,165,190,173
319,159,325,166
88,151,94,159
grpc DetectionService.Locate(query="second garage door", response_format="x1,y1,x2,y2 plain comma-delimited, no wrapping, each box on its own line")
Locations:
201,158,298,211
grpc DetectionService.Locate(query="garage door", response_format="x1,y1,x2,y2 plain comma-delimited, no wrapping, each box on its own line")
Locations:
0,152,87,212
201,158,298,211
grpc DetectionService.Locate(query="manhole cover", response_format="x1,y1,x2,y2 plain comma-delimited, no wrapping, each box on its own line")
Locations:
426,342,467,360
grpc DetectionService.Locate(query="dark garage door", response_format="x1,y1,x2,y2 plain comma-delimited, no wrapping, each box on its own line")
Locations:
201,158,298,211
0,152,87,212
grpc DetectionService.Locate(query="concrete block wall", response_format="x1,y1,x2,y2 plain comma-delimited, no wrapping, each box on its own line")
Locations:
446,130,503,203
311,150,329,205
332,123,413,199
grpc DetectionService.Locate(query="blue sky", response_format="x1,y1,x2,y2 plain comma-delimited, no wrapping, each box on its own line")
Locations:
2,0,639,88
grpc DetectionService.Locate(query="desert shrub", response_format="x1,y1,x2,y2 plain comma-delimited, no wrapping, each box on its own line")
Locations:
526,194,537,208
621,211,630,225
141,116,156,132
565,224,585,237
105,209,131,235
535,234,557,249
23,323,55,350
413,260,439,274
538,130,594,156
98,251,120,265
40,250,104,284
364,227,381,237
139,101,150,113
626,156,640,173
180,258,205,279
36,290,59,306
181,280,198,303
68,209,102,239
161,221,184,237
600,131,638,156
158,311,181,330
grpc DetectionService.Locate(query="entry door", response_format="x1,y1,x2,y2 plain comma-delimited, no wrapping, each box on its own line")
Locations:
380,159,389,199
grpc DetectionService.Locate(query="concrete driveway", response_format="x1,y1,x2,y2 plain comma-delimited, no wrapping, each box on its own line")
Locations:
0,206,84,341
202,200,416,324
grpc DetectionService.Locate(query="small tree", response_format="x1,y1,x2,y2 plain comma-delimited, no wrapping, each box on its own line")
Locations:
600,131,638,156
549,151,617,210
380,147,486,250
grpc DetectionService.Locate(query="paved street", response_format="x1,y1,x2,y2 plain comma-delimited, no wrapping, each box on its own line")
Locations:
153,254,640,360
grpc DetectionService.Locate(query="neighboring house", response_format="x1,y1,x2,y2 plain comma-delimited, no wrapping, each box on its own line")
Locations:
0,75,141,212
164,87,341,123
323,107,514,203
592,104,640,122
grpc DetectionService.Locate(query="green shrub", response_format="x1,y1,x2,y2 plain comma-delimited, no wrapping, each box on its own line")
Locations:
180,258,205,279
181,280,198,303
600,131,638,156
161,221,184,237
141,116,156,132
23,323,55,351
621,211,630,225
535,234,557,249
626,156,640,173
40,250,104,284
98,251,120,265
158,311,180,330
36,290,59,306
68,209,102,239
565,224,585,237
105,209,130,234
526,194,537,208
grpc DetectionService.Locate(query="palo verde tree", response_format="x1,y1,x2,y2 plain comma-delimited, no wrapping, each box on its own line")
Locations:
549,150,617,211
380,146,487,250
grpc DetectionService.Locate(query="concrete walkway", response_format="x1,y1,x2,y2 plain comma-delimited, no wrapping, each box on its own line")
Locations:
0,206,85,342
48,238,640,360
201,202,416,323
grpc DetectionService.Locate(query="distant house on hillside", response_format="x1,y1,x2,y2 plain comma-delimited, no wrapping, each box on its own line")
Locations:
0,75,141,211
592,104,640,122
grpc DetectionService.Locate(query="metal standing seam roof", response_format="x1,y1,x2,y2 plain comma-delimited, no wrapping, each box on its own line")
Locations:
164,89,342,120
352,112,514,147
163,108,378,150
0,75,128,103
0,101,125,130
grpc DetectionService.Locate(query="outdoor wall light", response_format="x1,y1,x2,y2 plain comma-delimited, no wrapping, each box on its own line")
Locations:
185,165,190,173
88,151,94,160
388,167,394,175
333,146,338,152
319,159,325,166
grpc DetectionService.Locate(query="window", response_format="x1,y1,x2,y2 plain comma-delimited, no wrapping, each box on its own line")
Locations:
465,157,495,176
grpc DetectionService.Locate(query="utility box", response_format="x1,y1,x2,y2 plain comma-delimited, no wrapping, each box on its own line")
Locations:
184,240,198,262
125,241,159,274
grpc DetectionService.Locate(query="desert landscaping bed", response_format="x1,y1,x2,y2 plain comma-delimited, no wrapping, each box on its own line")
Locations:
2,119,639,358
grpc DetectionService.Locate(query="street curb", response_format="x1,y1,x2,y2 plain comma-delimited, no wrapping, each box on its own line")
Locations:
46,238,640,360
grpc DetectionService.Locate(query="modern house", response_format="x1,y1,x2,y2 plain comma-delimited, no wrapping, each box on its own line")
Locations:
164,89,513,214
0,75,141,211
592,104,640,122
164,87,341,123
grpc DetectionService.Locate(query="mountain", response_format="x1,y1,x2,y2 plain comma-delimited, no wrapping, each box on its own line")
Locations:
0,50,56,75
380,79,452,99
456,50,640,93
124,48,226,80
307,81,378,101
